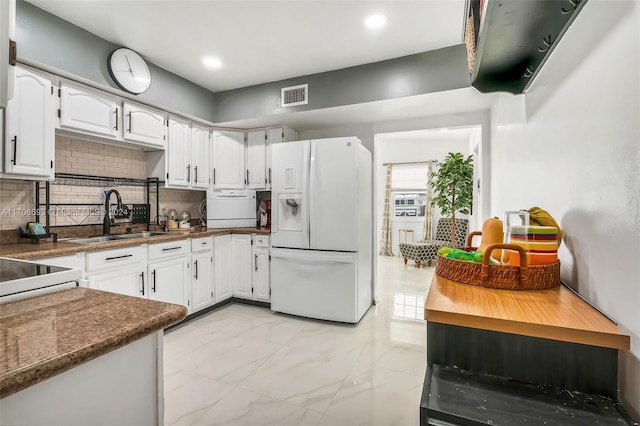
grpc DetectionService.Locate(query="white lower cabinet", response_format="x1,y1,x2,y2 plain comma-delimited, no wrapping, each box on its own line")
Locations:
232,234,270,302
48,233,268,315
87,267,146,299
253,246,270,302
148,257,190,312
232,234,252,299
86,246,146,297
214,234,232,302
191,236,214,312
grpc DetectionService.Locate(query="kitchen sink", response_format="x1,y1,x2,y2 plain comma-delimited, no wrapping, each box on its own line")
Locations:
60,232,171,245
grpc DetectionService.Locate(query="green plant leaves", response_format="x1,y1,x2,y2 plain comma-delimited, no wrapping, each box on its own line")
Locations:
430,152,474,217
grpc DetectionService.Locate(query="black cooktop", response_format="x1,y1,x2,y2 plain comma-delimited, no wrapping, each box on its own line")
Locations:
0,258,67,283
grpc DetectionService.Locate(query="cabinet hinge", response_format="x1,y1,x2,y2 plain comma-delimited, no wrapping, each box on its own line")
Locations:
57,109,61,118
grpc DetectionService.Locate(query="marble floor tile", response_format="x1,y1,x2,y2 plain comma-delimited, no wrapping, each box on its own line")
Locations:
187,386,323,426
168,333,283,384
164,370,231,426
321,363,423,426
164,254,431,425
237,345,357,412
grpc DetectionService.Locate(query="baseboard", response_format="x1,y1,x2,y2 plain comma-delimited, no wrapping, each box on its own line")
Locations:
165,297,271,332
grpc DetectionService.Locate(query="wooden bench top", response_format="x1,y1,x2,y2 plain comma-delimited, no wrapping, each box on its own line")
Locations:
424,275,630,350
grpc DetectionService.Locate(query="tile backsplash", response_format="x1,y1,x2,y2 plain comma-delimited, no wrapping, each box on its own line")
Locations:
0,136,205,232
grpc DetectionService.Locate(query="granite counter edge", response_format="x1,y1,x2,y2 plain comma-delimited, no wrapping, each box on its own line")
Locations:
0,305,187,399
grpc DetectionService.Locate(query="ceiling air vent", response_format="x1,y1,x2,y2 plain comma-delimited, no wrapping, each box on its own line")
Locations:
281,84,308,107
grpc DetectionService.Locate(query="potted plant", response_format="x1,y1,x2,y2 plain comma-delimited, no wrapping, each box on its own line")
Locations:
430,152,474,247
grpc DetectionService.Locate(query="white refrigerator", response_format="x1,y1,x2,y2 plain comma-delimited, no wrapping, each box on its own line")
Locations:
270,137,372,323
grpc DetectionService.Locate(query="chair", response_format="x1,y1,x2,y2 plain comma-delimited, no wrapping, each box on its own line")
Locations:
399,218,469,267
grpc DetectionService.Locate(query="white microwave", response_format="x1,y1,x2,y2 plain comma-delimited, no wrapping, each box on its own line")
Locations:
206,190,257,228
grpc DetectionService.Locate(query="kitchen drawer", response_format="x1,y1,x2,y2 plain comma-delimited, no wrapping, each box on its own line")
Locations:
253,235,269,248
148,239,189,260
86,246,145,272
191,236,213,253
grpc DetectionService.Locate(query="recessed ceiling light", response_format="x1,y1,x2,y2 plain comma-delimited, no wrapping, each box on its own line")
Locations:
365,14,387,29
202,56,223,69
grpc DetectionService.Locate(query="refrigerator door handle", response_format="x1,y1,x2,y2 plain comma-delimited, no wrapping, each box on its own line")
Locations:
271,249,355,264
309,141,317,248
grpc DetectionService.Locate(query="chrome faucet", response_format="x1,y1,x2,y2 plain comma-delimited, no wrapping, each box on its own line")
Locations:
103,189,123,235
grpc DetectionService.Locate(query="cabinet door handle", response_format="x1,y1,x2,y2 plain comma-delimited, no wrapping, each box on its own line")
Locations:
114,107,119,131
246,170,250,185
187,165,191,182
11,136,17,165
194,166,198,184
255,254,258,271
127,111,132,133
105,254,133,261
140,272,145,296
162,246,182,252
194,260,198,279
268,168,272,185
152,270,156,292
213,168,216,185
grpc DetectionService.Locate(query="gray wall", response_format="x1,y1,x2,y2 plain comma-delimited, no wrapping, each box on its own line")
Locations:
215,45,470,123
16,1,471,127
15,0,217,122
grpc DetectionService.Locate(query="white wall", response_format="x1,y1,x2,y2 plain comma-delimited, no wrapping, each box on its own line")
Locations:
299,110,492,221
490,0,640,418
375,136,471,255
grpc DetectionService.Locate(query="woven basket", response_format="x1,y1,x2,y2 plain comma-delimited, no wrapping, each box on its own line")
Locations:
436,236,560,290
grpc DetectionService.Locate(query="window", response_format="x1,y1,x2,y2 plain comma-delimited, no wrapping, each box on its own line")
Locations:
391,164,429,218
394,192,427,217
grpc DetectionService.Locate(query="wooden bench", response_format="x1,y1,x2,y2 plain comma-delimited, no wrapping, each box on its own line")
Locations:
421,275,635,425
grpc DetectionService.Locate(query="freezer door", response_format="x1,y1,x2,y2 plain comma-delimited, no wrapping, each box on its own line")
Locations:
271,141,310,249
270,248,358,323
310,138,358,251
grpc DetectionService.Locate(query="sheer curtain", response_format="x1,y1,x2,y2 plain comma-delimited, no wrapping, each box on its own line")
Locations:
422,162,435,240
379,164,394,256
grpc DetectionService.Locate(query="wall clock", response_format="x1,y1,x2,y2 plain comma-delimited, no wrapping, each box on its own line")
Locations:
107,48,151,94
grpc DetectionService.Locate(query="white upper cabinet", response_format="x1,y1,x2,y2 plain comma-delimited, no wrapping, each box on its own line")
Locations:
122,101,166,149
0,0,15,108
211,130,245,189
166,116,191,187
246,130,267,190
191,123,210,189
59,82,120,138
4,66,54,178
